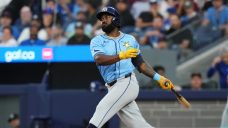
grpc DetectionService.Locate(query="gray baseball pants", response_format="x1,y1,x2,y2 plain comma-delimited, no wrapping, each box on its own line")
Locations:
89,73,153,128
221,96,228,128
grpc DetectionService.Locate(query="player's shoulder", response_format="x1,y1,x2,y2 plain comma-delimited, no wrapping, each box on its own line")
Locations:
90,34,106,45
91,35,103,41
122,33,136,41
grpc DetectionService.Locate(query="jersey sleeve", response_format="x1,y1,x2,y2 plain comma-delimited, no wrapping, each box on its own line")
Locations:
132,36,141,55
90,37,105,58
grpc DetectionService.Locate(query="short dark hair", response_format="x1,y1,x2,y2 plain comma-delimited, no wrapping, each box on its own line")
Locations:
191,72,202,78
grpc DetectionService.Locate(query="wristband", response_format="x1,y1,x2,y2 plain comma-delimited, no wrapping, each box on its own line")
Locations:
153,73,161,81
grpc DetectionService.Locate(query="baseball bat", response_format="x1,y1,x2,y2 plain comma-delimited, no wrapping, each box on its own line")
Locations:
171,88,191,109
165,82,191,109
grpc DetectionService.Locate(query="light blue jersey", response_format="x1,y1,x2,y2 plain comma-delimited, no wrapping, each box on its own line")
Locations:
90,32,140,83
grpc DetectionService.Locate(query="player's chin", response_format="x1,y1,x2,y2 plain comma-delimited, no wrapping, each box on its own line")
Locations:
101,24,108,28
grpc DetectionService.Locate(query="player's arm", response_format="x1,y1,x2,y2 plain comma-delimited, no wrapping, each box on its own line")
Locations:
131,54,155,77
94,49,138,66
94,54,120,65
132,54,174,90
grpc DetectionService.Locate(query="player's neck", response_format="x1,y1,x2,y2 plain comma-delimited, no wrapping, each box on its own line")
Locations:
106,29,120,38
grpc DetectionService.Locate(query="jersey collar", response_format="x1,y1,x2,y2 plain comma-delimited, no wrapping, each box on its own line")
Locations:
103,31,124,40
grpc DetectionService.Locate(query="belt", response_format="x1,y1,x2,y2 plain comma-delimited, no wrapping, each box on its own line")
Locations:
107,73,132,87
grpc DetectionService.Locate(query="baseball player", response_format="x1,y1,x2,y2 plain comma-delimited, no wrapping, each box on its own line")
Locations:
88,6,174,128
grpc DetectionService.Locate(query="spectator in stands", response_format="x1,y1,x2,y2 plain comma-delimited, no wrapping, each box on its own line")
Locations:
154,65,166,76
8,113,20,128
18,15,48,44
72,0,87,19
65,11,92,38
182,72,205,90
46,0,56,10
115,0,135,33
163,7,177,31
85,1,99,26
0,10,20,39
173,39,192,61
207,48,228,89
183,72,217,90
165,14,182,35
47,25,67,46
189,72,204,90
165,8,194,47
136,0,162,33
56,0,74,28
203,0,228,36
72,0,82,18
42,8,54,29
41,8,55,41
14,6,32,33
85,1,103,36
30,0,42,18
202,0,213,11
181,0,200,26
127,0,137,5
165,12,194,47
130,0,151,19
156,37,168,49
0,26,17,47
67,21,90,45
20,22,46,45
75,11,87,22
176,0,199,17
46,0,62,25
140,16,166,47
159,0,177,19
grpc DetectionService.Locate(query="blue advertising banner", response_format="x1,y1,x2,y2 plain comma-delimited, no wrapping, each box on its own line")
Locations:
0,46,94,63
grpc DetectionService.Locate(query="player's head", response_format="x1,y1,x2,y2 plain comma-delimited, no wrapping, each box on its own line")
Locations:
96,6,120,34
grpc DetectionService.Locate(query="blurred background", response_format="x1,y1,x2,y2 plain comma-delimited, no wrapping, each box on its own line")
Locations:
0,0,227,128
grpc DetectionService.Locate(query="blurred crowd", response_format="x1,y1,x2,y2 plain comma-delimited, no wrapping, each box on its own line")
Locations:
147,47,228,90
0,0,227,49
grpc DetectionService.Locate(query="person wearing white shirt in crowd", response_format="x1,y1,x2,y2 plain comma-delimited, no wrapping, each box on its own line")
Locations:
159,0,177,19
130,0,151,19
47,25,67,46
0,26,17,47
14,6,32,33
17,15,48,44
